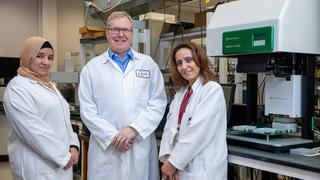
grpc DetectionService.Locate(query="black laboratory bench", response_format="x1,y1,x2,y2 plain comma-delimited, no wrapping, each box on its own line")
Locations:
227,144,320,180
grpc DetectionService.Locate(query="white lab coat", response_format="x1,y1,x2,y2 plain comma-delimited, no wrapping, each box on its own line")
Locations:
159,77,228,180
78,49,167,180
3,75,79,180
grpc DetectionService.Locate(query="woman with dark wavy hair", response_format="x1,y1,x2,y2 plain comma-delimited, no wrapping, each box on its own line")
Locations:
169,41,216,90
159,41,227,180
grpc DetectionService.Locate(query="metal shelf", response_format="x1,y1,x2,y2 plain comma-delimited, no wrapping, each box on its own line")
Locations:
80,36,107,45
159,26,206,41
158,26,206,70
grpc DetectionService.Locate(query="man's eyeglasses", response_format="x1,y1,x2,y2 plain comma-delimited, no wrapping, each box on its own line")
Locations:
107,27,132,34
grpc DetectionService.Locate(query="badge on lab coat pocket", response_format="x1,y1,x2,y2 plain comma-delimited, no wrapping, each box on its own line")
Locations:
136,69,150,78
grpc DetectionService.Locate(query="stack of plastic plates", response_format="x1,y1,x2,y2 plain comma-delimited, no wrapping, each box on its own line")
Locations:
252,128,277,135
232,125,257,132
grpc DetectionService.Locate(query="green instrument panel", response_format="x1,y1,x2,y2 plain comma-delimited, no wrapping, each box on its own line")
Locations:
222,26,274,54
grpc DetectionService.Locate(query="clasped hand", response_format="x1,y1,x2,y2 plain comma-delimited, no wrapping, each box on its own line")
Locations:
112,126,138,152
161,156,179,180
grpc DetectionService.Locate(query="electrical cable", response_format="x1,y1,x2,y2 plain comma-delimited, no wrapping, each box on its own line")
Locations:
177,0,184,40
152,38,161,59
163,0,181,72
90,0,122,13
94,8,107,26
254,169,259,180
257,75,266,105
141,13,147,21
151,0,166,60
121,0,124,11
84,5,89,26
199,0,203,47
164,38,176,72
83,0,121,26
261,78,266,105
236,165,240,180
164,0,166,22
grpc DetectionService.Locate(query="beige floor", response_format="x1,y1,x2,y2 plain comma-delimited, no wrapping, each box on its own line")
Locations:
0,162,13,180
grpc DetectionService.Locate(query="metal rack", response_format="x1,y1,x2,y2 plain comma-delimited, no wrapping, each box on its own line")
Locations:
79,20,150,69
158,26,206,70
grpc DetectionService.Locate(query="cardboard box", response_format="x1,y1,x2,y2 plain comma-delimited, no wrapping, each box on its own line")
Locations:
160,22,176,35
194,3,223,27
160,22,194,35
139,12,176,22
79,26,106,39
194,9,213,27
81,31,106,39
79,26,105,33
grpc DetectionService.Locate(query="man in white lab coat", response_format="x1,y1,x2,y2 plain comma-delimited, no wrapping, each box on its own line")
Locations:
78,11,167,180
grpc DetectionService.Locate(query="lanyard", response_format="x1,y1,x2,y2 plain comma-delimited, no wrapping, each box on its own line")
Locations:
177,88,193,131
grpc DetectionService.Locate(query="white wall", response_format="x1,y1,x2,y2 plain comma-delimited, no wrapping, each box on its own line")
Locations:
57,0,83,71
40,0,58,72
0,0,40,57
0,0,84,72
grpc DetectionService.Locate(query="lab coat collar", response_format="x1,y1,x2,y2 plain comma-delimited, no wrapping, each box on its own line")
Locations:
180,76,203,95
102,48,142,64
19,75,57,94
102,51,123,73
191,76,203,92
108,48,133,61
102,48,142,75
131,49,143,61
20,74,47,85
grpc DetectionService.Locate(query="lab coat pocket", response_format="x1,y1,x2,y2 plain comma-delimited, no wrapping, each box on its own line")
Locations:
134,79,150,102
9,153,24,177
38,169,58,180
37,157,59,175
179,170,208,180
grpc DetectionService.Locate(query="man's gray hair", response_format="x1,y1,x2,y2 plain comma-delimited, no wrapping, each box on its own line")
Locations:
106,11,133,29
